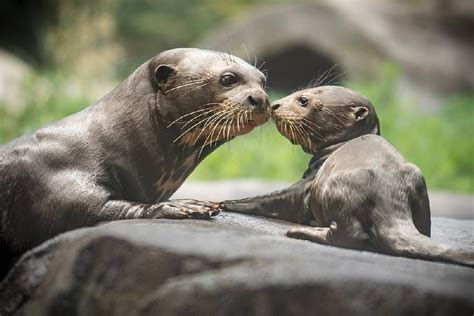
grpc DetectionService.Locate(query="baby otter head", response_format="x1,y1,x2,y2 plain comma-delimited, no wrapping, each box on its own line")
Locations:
150,48,269,150
270,86,380,154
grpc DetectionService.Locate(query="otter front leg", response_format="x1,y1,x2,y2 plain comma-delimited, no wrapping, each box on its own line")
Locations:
219,178,314,224
99,199,220,220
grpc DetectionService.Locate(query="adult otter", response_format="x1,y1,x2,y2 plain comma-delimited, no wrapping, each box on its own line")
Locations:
221,86,473,266
0,48,269,275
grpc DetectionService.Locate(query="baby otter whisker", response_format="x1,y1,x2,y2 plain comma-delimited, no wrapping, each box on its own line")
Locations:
299,120,325,141
300,117,320,129
287,121,297,143
295,122,313,149
309,64,338,88
320,106,346,127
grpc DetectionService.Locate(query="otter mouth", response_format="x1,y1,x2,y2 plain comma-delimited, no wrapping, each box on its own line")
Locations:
168,101,269,149
271,111,316,149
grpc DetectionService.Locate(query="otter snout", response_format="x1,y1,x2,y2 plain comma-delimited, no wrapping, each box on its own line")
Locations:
245,89,270,108
270,102,281,111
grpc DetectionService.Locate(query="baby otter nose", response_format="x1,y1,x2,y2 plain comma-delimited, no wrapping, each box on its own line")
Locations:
247,91,269,108
271,102,281,111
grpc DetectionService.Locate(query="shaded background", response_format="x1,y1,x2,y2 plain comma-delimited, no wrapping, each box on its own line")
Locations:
0,0,473,193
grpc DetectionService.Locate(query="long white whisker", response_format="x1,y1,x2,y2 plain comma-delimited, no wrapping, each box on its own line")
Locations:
173,110,223,143
181,82,209,97
167,107,216,128
165,79,206,94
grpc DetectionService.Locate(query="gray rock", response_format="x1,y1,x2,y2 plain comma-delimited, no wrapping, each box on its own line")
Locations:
1,214,473,315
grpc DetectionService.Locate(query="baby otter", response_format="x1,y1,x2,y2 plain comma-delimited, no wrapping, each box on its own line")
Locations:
221,86,473,267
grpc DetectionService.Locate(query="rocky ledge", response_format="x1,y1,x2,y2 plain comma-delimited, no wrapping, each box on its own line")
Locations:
1,213,473,315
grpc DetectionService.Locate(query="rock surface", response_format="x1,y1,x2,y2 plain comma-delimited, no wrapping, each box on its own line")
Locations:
1,213,473,315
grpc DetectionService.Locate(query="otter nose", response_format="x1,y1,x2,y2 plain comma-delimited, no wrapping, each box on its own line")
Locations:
247,92,269,108
271,102,281,111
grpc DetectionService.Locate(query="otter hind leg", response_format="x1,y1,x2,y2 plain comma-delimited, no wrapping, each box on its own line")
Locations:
287,221,369,250
286,226,332,244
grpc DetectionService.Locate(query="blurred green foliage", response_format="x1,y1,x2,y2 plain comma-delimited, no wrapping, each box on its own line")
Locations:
1,65,472,193
0,72,90,141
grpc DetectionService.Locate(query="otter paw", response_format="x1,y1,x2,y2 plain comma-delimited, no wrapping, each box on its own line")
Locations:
157,200,220,220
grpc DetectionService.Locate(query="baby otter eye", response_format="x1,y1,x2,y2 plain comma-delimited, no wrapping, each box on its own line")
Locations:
220,73,239,87
298,96,309,107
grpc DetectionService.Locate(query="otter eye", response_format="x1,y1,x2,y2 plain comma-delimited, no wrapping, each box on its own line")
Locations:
298,96,309,107
220,73,238,87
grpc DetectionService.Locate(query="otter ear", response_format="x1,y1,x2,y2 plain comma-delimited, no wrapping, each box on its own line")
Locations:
154,65,175,89
353,106,369,121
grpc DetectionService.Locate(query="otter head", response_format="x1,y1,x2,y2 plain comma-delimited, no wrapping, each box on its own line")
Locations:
270,86,380,154
149,48,269,153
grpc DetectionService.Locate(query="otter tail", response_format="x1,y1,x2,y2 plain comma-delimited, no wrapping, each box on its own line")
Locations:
376,221,474,267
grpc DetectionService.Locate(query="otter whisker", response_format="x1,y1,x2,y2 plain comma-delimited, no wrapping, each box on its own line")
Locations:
299,121,325,141
228,111,239,139
238,109,246,132
294,122,312,149
235,109,242,132
180,108,217,130
213,110,237,144
181,81,209,97
213,107,239,140
241,43,251,65
282,120,288,139
324,71,346,86
296,119,319,133
219,115,232,142
300,117,320,129
287,120,297,143
226,113,237,140
164,79,207,94
320,106,346,127
173,110,225,143
167,106,217,128
310,64,338,88
190,109,231,145
297,118,324,137
197,109,234,147
198,110,234,158
290,120,299,141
